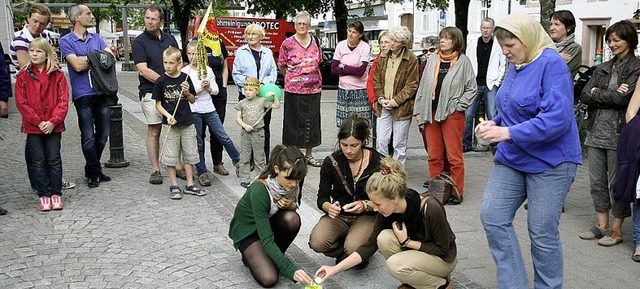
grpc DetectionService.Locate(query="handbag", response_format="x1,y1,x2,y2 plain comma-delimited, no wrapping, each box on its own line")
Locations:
426,172,460,204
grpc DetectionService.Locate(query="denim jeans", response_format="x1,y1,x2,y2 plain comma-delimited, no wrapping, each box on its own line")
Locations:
193,111,240,174
74,95,110,178
634,201,640,246
26,133,63,197
480,161,577,289
463,85,498,148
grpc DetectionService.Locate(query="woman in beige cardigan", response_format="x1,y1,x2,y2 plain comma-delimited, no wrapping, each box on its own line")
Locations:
414,26,476,205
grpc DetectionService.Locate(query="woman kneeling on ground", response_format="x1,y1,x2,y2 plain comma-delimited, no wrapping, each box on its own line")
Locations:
228,145,313,287
308,112,382,270
315,158,457,289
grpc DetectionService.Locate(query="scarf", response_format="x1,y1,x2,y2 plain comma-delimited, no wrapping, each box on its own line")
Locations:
265,176,299,203
496,12,556,70
555,33,576,52
431,51,459,100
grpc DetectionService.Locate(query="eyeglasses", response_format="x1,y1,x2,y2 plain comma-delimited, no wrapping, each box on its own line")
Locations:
296,22,309,27
423,47,436,54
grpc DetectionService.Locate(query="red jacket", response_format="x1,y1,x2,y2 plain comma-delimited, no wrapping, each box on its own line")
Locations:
15,64,69,134
367,55,380,111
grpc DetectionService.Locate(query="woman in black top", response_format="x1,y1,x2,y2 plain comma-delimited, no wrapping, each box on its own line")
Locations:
308,113,382,270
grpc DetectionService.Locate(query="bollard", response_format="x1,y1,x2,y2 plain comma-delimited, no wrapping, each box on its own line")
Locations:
105,103,130,168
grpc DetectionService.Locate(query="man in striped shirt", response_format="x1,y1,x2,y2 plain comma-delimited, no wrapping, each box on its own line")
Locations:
10,4,53,69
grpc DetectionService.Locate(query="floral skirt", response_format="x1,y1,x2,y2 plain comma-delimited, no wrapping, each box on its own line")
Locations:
336,88,372,127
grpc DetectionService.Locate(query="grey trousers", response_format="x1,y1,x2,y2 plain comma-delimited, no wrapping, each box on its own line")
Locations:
240,129,266,183
588,146,631,218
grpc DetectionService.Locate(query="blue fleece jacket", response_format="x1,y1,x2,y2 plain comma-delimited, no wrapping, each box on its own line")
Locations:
492,49,582,173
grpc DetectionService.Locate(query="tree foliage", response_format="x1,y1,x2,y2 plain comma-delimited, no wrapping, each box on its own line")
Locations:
539,0,555,33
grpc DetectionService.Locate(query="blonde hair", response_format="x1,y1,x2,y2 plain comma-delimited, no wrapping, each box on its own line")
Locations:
387,26,412,47
366,157,407,200
29,38,56,73
244,24,266,38
163,47,182,62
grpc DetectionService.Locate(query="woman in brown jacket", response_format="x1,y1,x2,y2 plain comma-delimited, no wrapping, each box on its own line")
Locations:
372,26,419,164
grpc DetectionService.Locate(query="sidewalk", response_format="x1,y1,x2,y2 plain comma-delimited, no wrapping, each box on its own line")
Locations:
0,63,637,288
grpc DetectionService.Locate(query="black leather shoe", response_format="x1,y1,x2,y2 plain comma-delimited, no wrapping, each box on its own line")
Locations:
98,173,111,182
88,177,100,188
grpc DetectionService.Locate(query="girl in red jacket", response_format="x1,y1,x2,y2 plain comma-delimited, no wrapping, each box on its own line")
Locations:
15,38,69,211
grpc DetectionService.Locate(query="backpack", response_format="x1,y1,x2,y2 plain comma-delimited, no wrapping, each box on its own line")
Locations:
574,65,597,104
87,50,118,105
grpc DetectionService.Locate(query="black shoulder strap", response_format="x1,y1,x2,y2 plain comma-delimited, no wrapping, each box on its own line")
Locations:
328,154,361,200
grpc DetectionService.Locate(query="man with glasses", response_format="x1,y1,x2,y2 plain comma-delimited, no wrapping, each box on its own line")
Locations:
132,5,179,185
462,18,506,153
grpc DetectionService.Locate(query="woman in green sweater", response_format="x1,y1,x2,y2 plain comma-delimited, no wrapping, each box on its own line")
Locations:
228,145,313,287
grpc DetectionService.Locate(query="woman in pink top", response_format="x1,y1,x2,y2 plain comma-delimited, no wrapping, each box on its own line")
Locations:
333,21,371,127
278,11,324,167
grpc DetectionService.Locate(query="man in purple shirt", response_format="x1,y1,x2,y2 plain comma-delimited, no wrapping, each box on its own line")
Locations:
59,4,113,188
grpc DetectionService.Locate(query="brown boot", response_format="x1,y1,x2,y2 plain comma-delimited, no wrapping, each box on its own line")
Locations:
213,164,229,176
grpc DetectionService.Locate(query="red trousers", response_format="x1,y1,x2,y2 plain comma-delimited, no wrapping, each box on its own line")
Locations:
425,111,465,196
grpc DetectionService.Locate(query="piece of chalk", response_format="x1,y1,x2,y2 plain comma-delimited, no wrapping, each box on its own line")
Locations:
315,277,322,284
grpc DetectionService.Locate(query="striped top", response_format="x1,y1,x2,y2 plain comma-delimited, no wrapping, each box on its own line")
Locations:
10,26,53,69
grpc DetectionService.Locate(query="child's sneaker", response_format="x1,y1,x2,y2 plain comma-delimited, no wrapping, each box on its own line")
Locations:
240,181,251,188
169,186,182,200
198,173,211,187
50,195,64,210
39,197,51,211
176,169,187,180
184,185,206,196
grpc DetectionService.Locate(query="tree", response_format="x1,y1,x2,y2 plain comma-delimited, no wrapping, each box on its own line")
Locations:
539,0,555,33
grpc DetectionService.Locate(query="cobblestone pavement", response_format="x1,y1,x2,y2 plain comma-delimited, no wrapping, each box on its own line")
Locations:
0,63,638,289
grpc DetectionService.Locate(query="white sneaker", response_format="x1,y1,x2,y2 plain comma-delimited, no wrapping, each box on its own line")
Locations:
62,179,76,190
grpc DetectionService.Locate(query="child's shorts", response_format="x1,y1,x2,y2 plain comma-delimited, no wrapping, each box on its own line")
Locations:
161,124,199,166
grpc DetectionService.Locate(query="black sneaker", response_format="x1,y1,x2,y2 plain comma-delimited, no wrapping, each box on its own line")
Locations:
240,181,251,188
98,173,111,182
88,177,100,188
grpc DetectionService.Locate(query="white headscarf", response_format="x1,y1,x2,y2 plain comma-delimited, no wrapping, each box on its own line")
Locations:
496,12,557,70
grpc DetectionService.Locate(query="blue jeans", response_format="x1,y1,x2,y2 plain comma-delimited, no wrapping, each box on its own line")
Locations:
74,95,110,178
26,133,63,197
193,111,240,174
480,161,577,289
634,201,640,247
463,85,498,148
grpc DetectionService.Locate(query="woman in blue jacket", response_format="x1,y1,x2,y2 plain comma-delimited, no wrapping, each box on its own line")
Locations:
475,13,582,288
232,23,278,160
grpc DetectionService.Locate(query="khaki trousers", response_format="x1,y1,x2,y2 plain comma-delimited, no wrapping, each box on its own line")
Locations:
377,229,457,289
308,214,377,259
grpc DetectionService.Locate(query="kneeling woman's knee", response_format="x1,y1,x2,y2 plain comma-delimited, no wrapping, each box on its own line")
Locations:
275,210,301,233
377,229,398,257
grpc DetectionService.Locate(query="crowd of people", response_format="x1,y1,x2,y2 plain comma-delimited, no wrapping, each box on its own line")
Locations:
3,3,640,289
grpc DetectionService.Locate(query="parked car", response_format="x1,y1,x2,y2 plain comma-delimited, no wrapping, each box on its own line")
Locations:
320,48,339,87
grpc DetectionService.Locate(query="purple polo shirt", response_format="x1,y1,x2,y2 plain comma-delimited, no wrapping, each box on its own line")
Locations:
59,31,107,100
132,29,179,99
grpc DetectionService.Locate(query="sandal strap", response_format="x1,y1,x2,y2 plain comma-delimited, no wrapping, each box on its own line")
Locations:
589,226,605,238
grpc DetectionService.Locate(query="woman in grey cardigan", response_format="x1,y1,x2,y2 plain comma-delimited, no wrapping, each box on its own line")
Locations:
414,26,476,205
